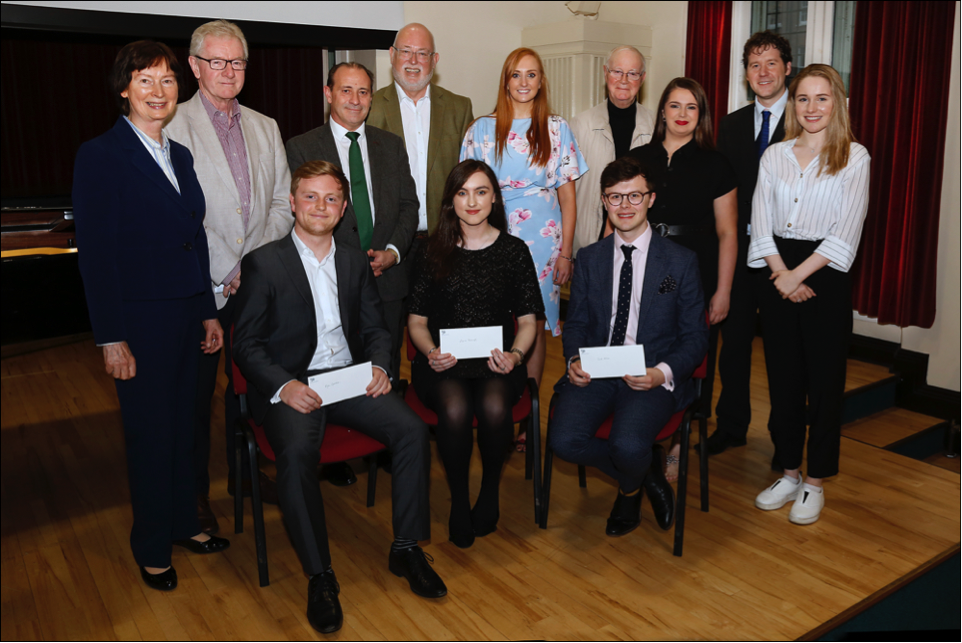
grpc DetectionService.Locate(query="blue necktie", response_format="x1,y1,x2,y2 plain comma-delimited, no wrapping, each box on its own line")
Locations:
757,109,771,160
610,245,635,347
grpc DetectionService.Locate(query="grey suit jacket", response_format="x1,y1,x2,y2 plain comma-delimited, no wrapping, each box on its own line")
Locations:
285,123,419,302
558,232,708,410
367,83,474,232
165,91,293,309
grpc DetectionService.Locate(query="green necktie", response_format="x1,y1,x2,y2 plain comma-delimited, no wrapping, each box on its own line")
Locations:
346,131,373,251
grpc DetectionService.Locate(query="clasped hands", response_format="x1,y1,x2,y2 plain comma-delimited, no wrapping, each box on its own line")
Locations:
367,249,397,277
281,367,392,414
427,348,521,375
567,358,665,391
770,269,816,303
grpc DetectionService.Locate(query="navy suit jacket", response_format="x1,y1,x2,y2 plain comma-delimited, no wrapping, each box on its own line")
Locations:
72,117,215,345
557,231,708,411
232,234,392,424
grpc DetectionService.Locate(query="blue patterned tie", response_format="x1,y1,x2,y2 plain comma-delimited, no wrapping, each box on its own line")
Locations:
610,245,635,346
757,109,771,159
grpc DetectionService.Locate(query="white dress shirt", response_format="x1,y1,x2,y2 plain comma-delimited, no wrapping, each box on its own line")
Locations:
396,82,431,232
748,140,871,272
608,226,674,390
753,89,789,143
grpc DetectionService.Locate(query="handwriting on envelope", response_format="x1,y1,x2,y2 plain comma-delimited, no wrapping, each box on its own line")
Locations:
440,326,502,360
307,362,372,406
579,345,647,378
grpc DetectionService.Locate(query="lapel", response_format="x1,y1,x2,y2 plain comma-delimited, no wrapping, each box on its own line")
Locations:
380,87,406,143
596,235,614,328
186,93,242,203
772,110,787,145
239,104,260,199
737,105,757,162
365,127,383,216
636,232,666,337
114,117,186,211
278,234,317,316
334,245,354,338
426,85,445,174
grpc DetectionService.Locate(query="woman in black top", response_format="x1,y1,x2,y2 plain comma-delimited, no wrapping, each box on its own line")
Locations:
408,160,544,548
628,77,738,479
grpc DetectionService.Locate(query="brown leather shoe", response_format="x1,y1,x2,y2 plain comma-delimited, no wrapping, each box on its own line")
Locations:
197,495,220,535
227,470,279,506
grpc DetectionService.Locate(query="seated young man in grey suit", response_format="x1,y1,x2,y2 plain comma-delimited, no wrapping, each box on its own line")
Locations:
232,161,445,635
550,156,708,536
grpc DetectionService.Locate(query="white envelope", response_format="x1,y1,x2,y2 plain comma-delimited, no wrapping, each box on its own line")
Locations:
579,345,647,379
439,326,502,360
307,362,372,406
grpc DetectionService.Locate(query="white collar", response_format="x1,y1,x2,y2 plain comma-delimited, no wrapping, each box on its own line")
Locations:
394,81,431,106
329,117,365,141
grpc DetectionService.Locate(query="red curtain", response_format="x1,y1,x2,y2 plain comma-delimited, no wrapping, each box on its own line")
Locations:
849,1,956,328
685,1,733,139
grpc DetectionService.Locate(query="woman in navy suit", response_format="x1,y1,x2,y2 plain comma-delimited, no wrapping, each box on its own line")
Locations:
72,41,229,591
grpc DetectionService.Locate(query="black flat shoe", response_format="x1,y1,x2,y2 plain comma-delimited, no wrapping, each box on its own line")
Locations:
389,546,447,598
605,489,643,537
643,448,676,531
448,532,475,549
140,566,177,591
321,462,357,487
307,569,343,634
694,430,747,456
173,534,230,554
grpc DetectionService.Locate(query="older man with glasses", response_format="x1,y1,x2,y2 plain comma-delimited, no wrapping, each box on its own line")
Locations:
165,19,293,534
570,45,655,255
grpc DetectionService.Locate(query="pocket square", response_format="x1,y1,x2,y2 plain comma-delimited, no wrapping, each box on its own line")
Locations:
658,275,677,294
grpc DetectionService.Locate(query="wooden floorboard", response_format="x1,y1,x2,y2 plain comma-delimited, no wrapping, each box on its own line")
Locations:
1,335,959,641
841,407,945,448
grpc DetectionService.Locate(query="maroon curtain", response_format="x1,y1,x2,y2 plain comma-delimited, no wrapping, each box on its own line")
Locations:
685,1,733,139
849,1,955,328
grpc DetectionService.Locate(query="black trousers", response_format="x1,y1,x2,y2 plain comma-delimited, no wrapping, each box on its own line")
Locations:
757,238,852,478
262,386,430,575
715,237,763,440
116,296,204,567
194,294,244,496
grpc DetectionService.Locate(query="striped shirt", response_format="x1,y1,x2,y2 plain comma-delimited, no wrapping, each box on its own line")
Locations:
124,116,180,194
748,140,871,272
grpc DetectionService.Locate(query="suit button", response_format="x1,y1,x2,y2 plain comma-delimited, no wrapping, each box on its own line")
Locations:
183,242,193,251
236,208,242,214
237,238,243,244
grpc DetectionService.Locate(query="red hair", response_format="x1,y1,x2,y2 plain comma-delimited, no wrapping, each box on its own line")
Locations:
492,47,552,168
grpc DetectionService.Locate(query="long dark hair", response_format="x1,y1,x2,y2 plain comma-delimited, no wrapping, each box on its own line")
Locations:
424,160,507,281
651,77,715,150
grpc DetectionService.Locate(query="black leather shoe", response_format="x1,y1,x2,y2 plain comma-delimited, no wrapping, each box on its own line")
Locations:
388,546,447,598
605,489,643,536
140,566,177,591
643,451,676,531
307,569,343,634
173,534,230,554
694,430,747,456
197,495,219,535
321,462,357,487
227,470,279,505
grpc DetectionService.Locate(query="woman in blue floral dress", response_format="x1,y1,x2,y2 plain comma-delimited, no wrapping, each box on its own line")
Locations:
461,47,587,399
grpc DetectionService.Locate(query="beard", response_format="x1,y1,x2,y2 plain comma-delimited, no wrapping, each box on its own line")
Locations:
393,65,434,94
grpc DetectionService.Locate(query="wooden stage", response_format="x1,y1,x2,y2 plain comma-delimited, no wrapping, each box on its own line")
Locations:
1,335,958,640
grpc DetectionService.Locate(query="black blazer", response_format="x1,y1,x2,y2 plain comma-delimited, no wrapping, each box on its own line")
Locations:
232,234,392,423
716,103,786,234
285,123,419,302
72,117,215,345
557,232,708,411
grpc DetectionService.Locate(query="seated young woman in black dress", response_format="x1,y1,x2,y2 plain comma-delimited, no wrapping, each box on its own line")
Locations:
407,159,545,548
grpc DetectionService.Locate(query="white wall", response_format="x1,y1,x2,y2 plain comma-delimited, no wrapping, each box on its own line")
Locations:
1,0,404,29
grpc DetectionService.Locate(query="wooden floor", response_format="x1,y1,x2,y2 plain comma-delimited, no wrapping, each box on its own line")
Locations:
1,335,959,641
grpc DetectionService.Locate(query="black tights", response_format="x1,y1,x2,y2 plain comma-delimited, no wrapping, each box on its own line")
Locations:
426,377,518,538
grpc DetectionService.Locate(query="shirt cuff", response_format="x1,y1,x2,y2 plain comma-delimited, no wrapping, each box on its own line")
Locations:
386,244,401,266
222,262,242,287
814,236,856,272
97,341,122,347
271,380,296,404
747,235,779,268
373,364,392,382
655,362,674,392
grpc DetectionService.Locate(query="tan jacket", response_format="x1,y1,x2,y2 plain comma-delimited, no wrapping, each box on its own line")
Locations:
165,92,293,309
570,100,655,255
367,83,473,232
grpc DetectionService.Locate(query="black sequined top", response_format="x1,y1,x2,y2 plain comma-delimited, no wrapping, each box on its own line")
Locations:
408,232,545,384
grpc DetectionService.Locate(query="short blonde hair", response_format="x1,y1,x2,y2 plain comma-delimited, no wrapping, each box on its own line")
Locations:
189,20,248,60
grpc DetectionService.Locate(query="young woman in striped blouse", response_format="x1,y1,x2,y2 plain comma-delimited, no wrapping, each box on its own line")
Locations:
747,64,871,525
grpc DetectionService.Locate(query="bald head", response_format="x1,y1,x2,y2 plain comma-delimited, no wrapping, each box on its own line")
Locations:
390,22,439,101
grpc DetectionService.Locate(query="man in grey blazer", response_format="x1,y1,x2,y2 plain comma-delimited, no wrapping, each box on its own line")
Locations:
165,20,292,532
550,157,707,537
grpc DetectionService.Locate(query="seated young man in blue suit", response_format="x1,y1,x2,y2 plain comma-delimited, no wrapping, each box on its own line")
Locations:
550,156,708,536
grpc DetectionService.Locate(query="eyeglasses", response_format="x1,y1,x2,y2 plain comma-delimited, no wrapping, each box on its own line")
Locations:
603,190,652,206
606,69,644,82
195,56,248,71
393,47,434,63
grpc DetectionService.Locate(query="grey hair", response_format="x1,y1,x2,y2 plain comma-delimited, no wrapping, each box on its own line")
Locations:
189,20,249,60
605,45,646,75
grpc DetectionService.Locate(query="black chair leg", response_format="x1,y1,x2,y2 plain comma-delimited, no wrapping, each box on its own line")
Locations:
234,423,244,534
578,465,587,488
366,456,378,508
699,414,709,512
247,432,269,587
673,412,692,557
523,418,533,480
529,382,542,525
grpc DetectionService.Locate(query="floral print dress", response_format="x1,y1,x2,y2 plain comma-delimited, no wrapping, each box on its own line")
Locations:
461,116,588,336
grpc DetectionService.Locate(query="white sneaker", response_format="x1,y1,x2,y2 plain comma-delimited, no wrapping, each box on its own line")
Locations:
754,475,803,511
789,483,825,525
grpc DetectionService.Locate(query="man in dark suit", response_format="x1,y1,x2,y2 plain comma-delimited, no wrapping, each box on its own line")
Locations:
287,62,419,486
549,157,708,536
232,160,446,635
703,31,792,458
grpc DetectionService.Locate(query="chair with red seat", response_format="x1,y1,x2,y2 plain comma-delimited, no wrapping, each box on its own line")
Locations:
539,351,710,557
402,329,543,524
229,328,387,587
